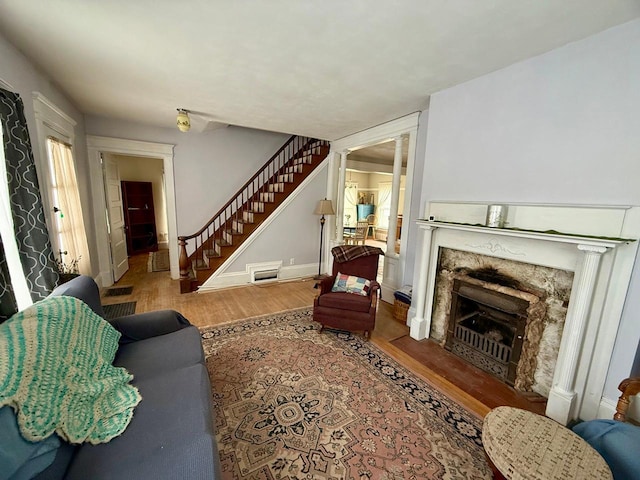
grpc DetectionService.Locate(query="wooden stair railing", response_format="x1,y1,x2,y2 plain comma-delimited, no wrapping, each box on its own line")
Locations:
178,136,330,293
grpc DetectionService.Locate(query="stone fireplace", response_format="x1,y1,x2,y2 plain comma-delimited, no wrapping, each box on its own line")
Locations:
408,203,639,425
432,249,573,398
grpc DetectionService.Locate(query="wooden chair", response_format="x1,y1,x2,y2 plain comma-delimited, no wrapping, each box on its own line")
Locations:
344,221,368,245
365,213,377,240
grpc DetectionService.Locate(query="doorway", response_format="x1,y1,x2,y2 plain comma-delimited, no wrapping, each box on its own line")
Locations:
113,154,167,253
327,113,419,302
87,136,177,287
342,142,408,283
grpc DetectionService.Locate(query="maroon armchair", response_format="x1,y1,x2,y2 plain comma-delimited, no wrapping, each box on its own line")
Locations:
313,245,384,339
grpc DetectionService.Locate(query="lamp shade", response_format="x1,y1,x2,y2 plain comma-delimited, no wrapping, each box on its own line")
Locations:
314,199,335,216
176,109,190,132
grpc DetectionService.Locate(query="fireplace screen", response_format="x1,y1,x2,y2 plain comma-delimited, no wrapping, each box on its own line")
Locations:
445,279,529,386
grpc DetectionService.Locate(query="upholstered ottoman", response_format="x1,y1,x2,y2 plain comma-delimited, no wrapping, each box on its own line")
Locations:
482,406,612,480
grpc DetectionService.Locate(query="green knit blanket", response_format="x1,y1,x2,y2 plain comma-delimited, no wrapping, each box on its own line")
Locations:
0,296,141,444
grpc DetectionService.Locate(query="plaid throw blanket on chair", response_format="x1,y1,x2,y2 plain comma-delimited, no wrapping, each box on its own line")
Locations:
331,245,384,263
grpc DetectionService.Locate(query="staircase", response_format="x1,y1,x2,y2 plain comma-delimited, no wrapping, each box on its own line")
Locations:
178,136,330,293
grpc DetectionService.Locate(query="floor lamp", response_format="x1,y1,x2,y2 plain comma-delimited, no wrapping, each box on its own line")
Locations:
314,198,335,279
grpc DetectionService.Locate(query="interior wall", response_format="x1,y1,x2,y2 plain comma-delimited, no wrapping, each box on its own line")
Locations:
84,117,292,235
0,32,99,275
417,19,640,404
114,154,167,244
229,166,328,271
85,116,322,277
345,171,370,189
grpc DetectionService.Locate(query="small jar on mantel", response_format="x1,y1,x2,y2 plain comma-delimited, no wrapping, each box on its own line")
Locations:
486,205,507,228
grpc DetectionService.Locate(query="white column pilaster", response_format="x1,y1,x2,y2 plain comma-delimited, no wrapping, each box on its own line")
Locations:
325,151,339,243
410,224,436,340
547,244,607,424
386,136,404,255
336,150,348,243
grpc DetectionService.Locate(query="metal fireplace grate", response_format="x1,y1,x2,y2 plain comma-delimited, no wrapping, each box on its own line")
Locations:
445,278,529,386
454,323,512,364
450,323,512,381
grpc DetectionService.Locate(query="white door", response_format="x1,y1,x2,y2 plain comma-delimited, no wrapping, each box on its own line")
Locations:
103,155,129,281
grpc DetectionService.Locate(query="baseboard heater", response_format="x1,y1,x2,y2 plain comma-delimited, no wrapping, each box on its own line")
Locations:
248,261,282,284
253,269,279,282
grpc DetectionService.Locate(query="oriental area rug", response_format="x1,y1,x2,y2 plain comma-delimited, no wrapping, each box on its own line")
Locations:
201,308,491,480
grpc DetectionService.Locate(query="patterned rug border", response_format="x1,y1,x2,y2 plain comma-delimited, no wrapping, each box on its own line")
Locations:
199,306,312,334
200,307,485,450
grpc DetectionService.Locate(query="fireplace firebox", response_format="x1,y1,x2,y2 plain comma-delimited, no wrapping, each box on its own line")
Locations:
445,278,530,386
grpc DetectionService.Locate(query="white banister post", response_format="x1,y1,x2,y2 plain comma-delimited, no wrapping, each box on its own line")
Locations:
386,136,404,255
547,244,607,424
410,224,436,340
336,150,348,243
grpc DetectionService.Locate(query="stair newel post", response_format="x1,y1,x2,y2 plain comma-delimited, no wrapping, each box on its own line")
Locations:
178,237,189,279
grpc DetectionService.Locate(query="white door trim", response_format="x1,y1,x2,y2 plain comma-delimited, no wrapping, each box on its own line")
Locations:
87,135,177,287
31,92,77,257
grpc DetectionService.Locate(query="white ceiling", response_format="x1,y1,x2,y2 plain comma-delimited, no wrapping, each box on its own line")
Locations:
349,140,409,167
1,1,638,140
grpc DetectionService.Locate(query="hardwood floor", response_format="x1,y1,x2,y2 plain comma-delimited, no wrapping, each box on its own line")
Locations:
102,252,316,325
104,252,546,419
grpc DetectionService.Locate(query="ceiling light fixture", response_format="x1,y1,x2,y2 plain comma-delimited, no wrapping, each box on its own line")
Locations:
176,108,190,132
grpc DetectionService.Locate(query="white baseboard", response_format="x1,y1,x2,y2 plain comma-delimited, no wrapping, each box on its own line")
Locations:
407,305,416,327
597,397,617,420
598,394,640,422
199,270,248,290
197,263,317,293
279,263,317,281
96,271,112,288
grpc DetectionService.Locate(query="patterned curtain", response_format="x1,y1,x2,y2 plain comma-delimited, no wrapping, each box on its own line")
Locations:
0,236,17,322
0,87,59,302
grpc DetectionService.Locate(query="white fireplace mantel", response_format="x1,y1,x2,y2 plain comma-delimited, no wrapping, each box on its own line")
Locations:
410,218,637,425
415,221,629,249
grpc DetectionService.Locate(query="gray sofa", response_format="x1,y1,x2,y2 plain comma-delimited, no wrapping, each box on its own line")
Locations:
7,275,221,480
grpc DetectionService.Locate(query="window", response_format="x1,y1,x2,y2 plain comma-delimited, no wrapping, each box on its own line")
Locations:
45,137,91,274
